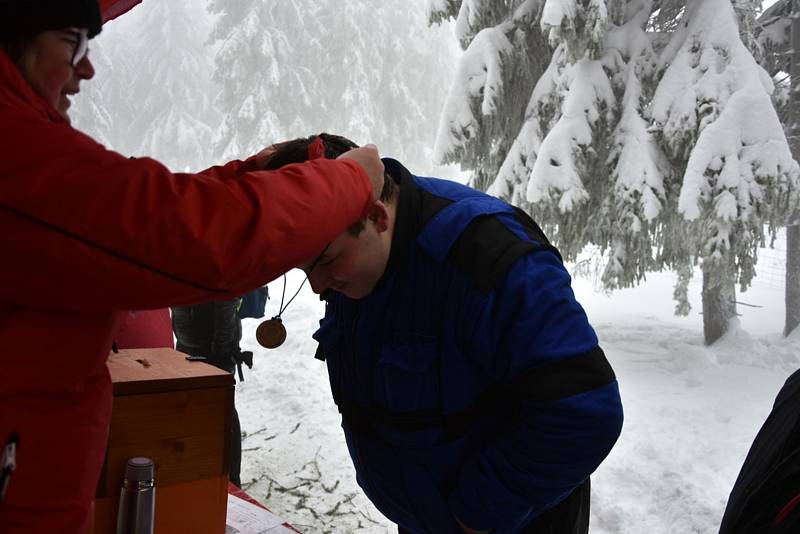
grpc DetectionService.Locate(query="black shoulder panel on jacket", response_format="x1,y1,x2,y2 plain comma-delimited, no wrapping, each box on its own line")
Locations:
447,215,537,293
418,188,453,230
445,205,565,294
511,206,564,262
508,346,616,401
445,206,562,294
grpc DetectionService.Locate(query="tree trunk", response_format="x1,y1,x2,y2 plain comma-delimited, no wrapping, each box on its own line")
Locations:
788,219,800,336
787,0,800,337
702,257,737,345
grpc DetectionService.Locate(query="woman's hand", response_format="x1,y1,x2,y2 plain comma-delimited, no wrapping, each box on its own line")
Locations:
337,144,385,201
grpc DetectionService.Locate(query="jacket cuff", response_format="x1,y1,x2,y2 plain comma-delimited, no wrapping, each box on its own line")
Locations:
331,158,373,219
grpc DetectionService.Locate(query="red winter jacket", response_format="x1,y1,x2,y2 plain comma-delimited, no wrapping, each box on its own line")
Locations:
0,50,371,533
114,309,174,350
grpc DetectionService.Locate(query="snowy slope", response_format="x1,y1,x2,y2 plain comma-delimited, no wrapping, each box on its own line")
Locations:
235,257,798,534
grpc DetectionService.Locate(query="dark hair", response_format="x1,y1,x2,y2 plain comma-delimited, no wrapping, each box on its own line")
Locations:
262,133,356,168
261,133,395,235
0,36,32,66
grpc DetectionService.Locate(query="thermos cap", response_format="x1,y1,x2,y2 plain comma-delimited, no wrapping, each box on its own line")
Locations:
124,457,154,482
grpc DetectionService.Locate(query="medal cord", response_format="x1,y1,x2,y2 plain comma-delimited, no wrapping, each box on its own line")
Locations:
275,242,331,319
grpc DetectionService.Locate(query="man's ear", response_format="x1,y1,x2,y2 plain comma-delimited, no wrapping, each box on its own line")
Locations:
366,200,390,233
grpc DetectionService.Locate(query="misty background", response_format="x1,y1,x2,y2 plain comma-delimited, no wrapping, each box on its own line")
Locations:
73,0,462,178
69,1,800,533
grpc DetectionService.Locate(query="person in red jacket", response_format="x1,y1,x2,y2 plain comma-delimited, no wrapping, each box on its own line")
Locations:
114,309,175,350
0,1,385,532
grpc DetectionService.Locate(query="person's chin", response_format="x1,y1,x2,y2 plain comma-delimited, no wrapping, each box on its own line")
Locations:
342,285,375,300
58,98,71,123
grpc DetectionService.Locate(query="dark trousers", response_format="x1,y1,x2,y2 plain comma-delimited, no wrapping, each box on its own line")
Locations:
230,400,242,487
398,478,590,534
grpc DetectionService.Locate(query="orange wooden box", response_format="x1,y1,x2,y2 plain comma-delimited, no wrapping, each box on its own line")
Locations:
92,348,234,534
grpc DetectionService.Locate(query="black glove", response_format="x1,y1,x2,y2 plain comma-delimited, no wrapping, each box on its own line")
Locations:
234,350,254,382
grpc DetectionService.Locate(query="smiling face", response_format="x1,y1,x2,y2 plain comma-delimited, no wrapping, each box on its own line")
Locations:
18,28,94,122
299,201,395,300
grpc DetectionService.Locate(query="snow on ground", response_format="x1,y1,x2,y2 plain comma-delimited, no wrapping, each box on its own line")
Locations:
235,249,799,534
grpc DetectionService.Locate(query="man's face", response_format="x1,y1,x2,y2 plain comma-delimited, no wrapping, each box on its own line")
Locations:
300,204,392,300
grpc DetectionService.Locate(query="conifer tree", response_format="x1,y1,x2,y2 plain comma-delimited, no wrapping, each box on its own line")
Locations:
433,0,800,344
431,0,552,190
209,0,459,173
72,2,219,171
757,0,800,337
208,0,320,160
654,0,798,343
788,0,800,337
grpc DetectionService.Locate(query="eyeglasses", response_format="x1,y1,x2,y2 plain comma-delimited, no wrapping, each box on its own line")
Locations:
61,29,89,67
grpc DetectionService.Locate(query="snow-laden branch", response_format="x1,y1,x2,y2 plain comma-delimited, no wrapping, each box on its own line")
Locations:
649,0,799,297
489,43,561,203
527,55,614,212
541,0,608,59
427,0,462,25
607,0,665,226
650,0,798,226
433,23,514,164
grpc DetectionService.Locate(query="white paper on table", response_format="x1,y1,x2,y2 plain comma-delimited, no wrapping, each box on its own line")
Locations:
225,493,287,534
265,526,299,533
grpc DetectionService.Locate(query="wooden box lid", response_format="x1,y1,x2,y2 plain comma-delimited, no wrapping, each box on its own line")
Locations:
108,348,234,395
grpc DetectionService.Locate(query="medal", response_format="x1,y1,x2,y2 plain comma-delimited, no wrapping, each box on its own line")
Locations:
256,317,287,349
254,242,331,349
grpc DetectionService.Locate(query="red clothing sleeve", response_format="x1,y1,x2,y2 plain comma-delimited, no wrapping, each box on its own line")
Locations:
0,118,370,311
195,155,261,180
0,48,372,534
114,309,174,349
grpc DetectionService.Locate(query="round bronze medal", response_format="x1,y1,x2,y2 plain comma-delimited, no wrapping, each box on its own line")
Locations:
256,317,287,349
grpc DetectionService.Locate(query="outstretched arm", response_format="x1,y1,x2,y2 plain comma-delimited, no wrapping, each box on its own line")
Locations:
0,118,380,311
450,251,623,532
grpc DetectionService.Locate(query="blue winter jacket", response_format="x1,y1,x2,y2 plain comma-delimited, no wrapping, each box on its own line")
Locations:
313,159,623,533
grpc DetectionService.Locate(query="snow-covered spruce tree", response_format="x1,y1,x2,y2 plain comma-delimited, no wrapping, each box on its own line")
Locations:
69,41,127,149
757,0,791,79
434,0,799,344
208,0,322,161
530,0,672,287
756,1,791,139
307,0,460,173
757,0,800,337
652,0,799,344
125,1,219,170
431,0,553,191
733,0,764,60
434,0,670,285
788,0,800,337
209,0,458,173
72,2,220,171
517,0,620,264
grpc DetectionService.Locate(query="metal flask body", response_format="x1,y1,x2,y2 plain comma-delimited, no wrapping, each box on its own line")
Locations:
115,457,156,534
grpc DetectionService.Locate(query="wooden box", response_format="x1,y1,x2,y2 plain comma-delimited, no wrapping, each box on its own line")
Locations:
92,348,234,534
